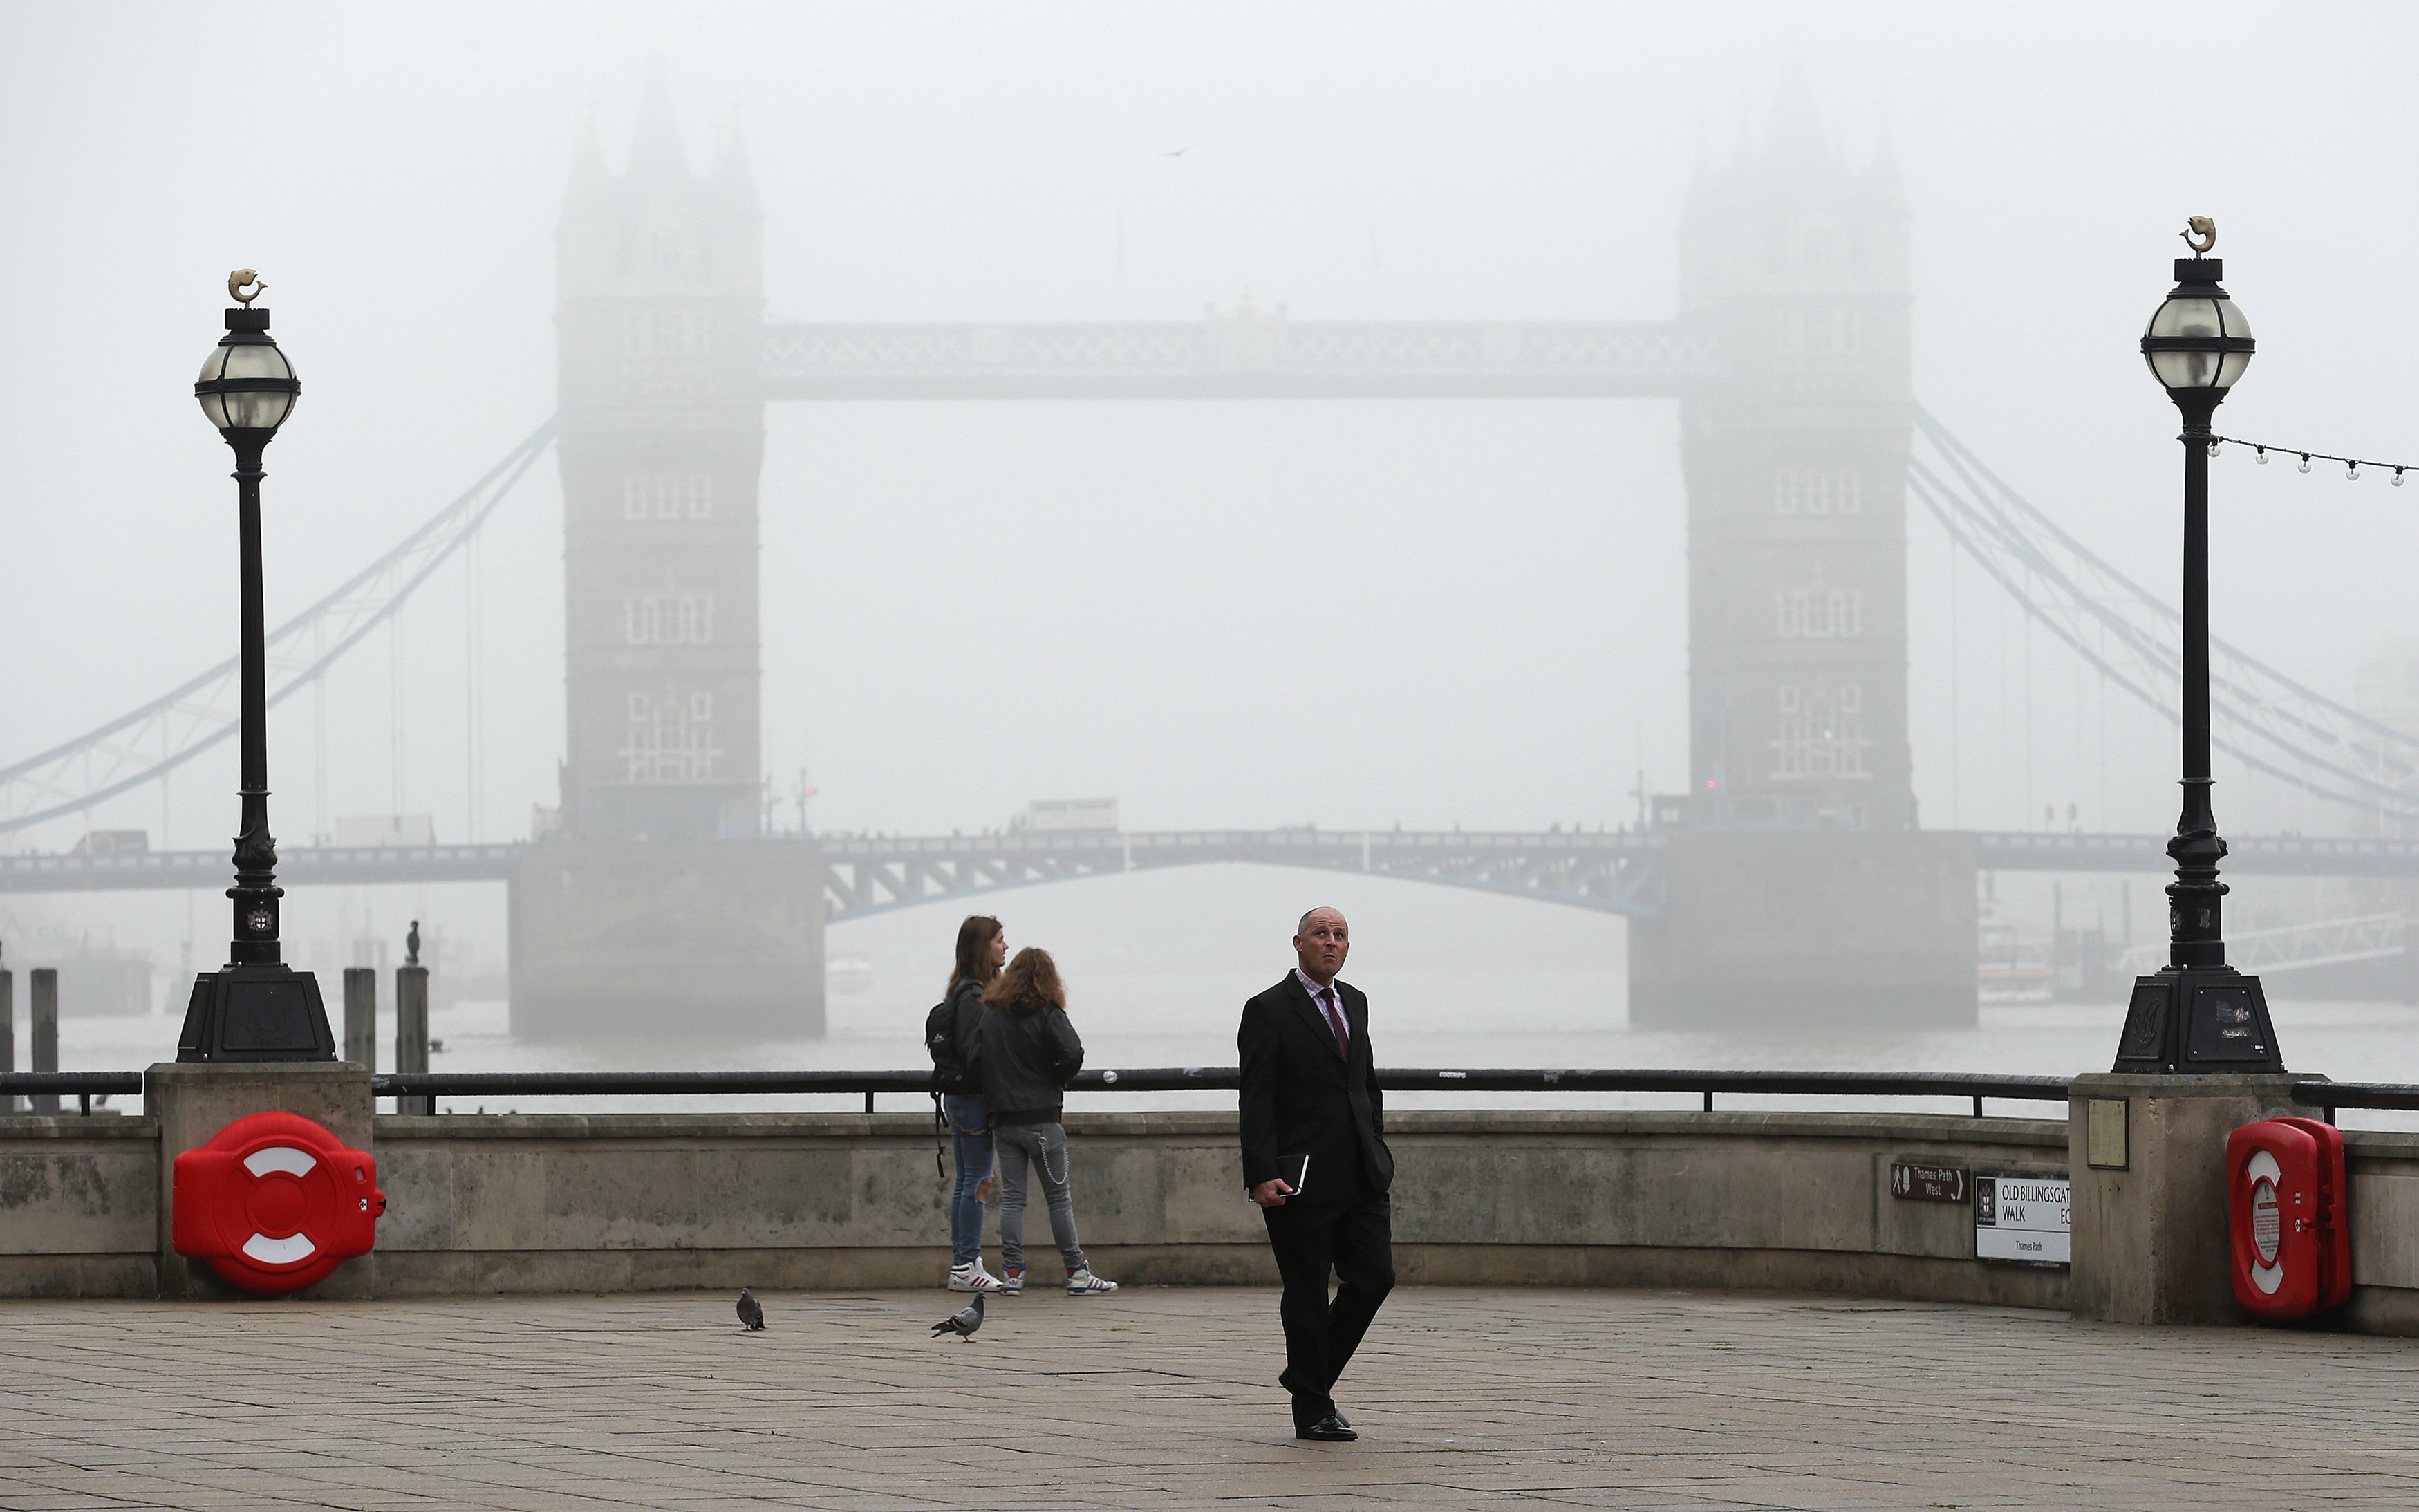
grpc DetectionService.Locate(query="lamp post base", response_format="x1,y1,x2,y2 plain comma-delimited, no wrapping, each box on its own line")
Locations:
174,964,335,1063
2111,965,2281,1075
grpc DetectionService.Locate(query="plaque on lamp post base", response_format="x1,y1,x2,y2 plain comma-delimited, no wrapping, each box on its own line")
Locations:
2110,966,2281,1076
174,964,336,1063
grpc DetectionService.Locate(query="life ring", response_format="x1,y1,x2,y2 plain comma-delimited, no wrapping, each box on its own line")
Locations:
172,1110,384,1294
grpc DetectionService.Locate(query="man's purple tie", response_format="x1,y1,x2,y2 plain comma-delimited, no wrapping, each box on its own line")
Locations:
1315,986,1349,1058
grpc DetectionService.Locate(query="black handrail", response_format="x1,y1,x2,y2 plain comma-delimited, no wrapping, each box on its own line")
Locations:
0,1070,145,1116
1378,1069,2071,1101
371,1070,942,1098
2292,1081,2413,1114
0,1066,2083,1119
34,1067,2419,1122
365,1065,2075,1117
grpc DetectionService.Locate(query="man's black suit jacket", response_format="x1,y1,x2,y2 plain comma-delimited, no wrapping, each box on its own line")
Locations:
1238,973,1394,1203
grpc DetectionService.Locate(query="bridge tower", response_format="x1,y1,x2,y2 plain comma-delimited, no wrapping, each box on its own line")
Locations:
510,75,825,1037
1631,86,1975,1025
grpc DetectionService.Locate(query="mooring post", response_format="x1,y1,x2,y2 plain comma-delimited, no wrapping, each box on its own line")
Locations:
395,964,431,1115
29,968,58,1114
342,967,376,1071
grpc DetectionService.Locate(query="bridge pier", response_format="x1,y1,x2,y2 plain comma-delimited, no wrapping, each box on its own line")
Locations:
507,837,825,1039
1627,830,1977,1027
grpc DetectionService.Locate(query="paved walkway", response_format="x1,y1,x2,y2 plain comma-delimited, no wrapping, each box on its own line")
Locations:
3,1285,2416,1509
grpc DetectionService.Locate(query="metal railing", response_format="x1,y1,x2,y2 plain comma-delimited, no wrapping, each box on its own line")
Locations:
18,1067,2419,1126
0,1071,144,1115
363,1067,2075,1117
0,1066,2077,1117
2293,1082,2419,1119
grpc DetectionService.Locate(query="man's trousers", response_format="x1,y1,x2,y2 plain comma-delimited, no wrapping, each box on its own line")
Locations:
1261,1191,1394,1426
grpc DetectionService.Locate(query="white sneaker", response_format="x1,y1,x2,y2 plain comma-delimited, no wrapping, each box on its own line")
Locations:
948,1262,1005,1294
1065,1266,1120,1296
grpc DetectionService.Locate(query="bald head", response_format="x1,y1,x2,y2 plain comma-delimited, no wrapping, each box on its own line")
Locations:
1293,907,1349,985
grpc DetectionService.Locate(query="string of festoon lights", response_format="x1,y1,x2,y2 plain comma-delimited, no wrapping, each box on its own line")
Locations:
2208,434,2412,485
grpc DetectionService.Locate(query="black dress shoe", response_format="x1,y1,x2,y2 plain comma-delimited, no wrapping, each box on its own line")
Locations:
1296,1413,1358,1442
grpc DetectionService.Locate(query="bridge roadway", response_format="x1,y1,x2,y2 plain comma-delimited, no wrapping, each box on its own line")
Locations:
6,828,2416,920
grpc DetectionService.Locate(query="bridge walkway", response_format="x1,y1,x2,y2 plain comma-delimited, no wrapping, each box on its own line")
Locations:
9,828,2419,919
2,1285,2412,1508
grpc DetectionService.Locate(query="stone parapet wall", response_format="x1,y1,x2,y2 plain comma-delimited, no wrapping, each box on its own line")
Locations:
0,1107,2071,1306
0,1115,156,1298
2340,1130,2419,1335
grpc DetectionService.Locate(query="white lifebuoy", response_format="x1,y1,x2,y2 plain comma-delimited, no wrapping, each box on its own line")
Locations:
2244,1148,2284,1296
237,1144,321,1265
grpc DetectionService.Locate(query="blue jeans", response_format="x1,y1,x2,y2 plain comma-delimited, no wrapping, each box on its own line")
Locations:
944,1093,994,1267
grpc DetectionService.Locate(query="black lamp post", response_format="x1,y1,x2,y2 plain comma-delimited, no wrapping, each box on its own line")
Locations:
174,271,336,1063
2112,220,2282,1074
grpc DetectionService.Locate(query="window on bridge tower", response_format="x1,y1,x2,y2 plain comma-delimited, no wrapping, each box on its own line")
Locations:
622,308,707,358
620,691,722,784
633,231,689,274
624,587,717,646
1775,308,1862,357
1773,467,1862,516
1775,576,1864,640
621,472,714,520
1769,681,1871,781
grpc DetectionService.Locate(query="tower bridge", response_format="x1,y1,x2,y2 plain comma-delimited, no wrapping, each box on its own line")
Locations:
756,317,1726,400
10,826,2419,916
10,79,2419,1034
525,75,1939,1032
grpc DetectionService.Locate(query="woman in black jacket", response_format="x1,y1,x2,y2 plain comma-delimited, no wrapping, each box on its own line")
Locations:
980,948,1119,1296
941,916,1007,1294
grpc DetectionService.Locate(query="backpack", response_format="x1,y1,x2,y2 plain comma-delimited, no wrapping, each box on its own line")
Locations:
925,990,980,1095
925,989,982,1177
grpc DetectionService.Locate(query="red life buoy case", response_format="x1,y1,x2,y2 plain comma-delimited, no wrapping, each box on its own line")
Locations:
2226,1115,2350,1320
172,1110,386,1295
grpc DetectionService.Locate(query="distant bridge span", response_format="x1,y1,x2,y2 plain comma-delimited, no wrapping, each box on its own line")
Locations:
7,828,2417,922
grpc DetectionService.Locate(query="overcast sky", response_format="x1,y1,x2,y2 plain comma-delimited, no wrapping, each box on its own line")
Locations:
4,1,2417,864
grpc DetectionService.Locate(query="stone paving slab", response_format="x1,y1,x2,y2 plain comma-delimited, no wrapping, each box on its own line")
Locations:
1,1285,2417,1508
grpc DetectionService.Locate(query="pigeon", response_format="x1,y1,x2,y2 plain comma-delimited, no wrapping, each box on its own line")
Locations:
736,1287,765,1332
931,1294,984,1342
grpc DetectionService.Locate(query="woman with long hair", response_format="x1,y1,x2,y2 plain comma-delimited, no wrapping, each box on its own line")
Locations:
978,947,1119,1296
941,915,1007,1294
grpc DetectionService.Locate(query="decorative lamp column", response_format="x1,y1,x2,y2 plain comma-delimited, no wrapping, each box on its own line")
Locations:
174,270,335,1062
2112,218,2281,1074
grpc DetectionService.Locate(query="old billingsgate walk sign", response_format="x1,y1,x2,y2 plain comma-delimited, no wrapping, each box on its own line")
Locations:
1975,1175,2071,1265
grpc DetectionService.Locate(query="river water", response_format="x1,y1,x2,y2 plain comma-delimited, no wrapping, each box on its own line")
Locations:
60,972,2419,1130
49,867,2419,1128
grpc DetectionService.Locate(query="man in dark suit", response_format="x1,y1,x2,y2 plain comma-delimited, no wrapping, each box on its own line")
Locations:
1238,906,1395,1442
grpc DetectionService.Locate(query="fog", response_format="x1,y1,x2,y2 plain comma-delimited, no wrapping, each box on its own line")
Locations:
4,3,2418,1067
